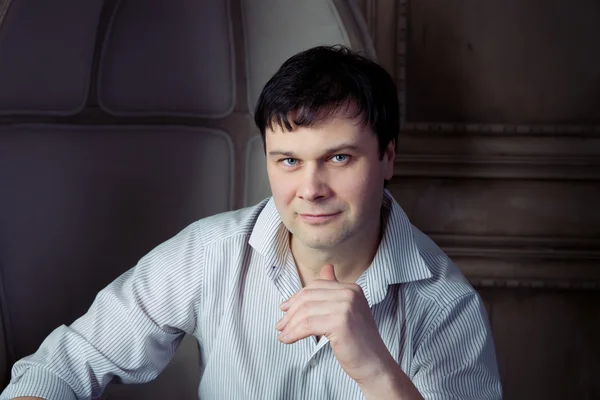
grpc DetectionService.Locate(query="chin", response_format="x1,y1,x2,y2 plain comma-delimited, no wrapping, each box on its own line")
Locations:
288,219,354,249
303,240,339,251
297,231,349,250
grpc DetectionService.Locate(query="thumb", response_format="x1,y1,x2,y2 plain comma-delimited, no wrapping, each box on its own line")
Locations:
319,264,337,281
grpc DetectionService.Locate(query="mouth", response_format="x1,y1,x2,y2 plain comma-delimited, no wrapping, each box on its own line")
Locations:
297,212,341,224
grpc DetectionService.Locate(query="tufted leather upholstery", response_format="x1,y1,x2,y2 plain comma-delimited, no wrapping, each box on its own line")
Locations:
0,0,374,397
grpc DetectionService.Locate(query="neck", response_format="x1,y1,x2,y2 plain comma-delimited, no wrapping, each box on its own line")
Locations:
290,218,383,287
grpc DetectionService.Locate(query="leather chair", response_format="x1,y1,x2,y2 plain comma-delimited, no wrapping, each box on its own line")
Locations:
0,0,374,398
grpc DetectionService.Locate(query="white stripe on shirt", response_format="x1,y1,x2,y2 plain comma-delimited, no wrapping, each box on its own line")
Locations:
1,190,502,399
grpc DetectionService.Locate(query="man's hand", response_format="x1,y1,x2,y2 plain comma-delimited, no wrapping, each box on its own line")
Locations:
276,265,407,389
276,264,423,399
12,397,45,399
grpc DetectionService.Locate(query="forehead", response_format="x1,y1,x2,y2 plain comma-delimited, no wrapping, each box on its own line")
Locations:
265,116,374,151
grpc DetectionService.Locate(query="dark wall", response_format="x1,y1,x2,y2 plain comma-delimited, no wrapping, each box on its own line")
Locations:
359,0,600,398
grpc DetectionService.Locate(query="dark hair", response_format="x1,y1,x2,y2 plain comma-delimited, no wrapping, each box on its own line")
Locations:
254,45,399,158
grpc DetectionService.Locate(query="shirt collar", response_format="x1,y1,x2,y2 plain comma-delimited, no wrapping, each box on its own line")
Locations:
360,190,433,306
248,190,433,304
248,198,290,273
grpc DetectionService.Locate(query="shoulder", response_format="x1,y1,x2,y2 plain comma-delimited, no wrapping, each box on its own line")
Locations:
193,198,271,247
166,197,271,251
404,231,501,396
401,227,493,359
406,225,480,318
135,198,270,271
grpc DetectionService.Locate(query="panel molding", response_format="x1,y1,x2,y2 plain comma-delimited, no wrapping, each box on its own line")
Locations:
0,0,12,30
394,154,600,180
395,0,600,136
400,122,600,137
467,273,600,291
358,0,377,47
429,234,600,290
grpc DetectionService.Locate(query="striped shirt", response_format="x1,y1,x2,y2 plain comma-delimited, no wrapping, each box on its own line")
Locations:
1,190,502,399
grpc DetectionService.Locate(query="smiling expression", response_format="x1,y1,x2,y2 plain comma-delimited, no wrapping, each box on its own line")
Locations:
265,115,395,251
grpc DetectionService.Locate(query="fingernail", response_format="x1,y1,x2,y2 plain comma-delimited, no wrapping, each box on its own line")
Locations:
280,301,289,310
275,319,282,329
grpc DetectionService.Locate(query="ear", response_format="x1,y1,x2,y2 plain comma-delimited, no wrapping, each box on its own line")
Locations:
383,140,396,180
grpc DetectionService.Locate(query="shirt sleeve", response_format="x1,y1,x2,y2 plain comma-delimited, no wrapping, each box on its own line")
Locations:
0,222,205,400
411,291,503,399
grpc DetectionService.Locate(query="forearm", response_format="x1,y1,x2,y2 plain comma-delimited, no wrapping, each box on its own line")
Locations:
0,346,79,400
1,292,182,400
12,397,45,400
359,356,423,400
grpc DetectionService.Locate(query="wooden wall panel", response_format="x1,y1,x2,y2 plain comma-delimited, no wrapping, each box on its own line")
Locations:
398,0,600,126
358,0,600,398
389,179,600,237
480,288,600,399
358,0,397,78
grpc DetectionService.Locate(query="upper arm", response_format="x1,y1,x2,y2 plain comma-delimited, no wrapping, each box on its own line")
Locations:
1,223,205,399
411,292,503,400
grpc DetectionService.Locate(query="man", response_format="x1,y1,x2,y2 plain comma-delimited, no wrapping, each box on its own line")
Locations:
1,46,502,399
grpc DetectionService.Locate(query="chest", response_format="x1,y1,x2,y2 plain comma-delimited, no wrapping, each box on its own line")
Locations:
195,258,414,398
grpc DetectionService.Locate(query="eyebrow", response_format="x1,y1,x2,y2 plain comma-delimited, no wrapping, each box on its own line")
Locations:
268,144,361,158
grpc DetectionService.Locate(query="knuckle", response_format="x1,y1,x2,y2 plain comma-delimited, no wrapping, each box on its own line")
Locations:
296,288,313,303
350,283,363,293
303,316,313,330
299,301,311,313
342,288,357,300
338,310,351,326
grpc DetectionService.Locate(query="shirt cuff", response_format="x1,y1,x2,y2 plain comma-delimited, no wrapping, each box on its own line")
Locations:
0,367,77,400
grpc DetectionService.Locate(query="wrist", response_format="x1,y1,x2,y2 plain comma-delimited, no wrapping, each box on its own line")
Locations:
358,357,422,400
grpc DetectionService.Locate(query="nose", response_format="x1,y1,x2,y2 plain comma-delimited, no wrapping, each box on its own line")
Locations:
297,165,330,202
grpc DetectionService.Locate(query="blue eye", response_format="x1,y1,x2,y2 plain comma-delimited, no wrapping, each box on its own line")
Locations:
281,158,298,166
331,154,349,163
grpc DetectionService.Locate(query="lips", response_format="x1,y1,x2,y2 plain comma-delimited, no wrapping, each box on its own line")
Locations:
299,213,338,217
297,212,341,224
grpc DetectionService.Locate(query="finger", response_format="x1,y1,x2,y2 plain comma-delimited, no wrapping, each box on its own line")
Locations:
280,282,340,311
280,281,360,310
278,314,333,344
276,290,352,331
279,299,347,344
318,264,337,281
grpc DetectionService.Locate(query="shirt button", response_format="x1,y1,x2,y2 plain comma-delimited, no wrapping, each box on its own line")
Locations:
309,359,317,368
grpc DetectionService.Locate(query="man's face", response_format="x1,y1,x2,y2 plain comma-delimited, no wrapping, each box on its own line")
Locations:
265,115,395,251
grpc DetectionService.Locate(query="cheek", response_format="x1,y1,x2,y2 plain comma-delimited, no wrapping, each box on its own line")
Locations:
267,167,296,203
335,164,380,193
334,165,384,211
